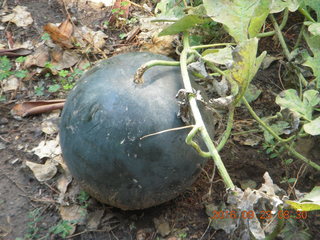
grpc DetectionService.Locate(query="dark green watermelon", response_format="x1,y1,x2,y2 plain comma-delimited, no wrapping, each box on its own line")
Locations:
60,52,213,210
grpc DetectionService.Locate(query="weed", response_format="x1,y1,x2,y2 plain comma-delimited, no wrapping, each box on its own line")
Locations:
178,232,188,239
34,85,45,96
16,56,27,63
0,56,13,81
0,55,28,81
49,220,74,238
41,32,51,41
119,33,127,39
47,84,61,93
23,208,43,240
77,190,90,208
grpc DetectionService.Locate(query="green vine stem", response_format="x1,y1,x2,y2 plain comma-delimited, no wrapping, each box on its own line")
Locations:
217,105,235,151
294,24,305,49
134,60,180,83
269,12,308,87
269,14,292,61
298,7,316,22
257,8,289,38
181,32,235,189
190,43,236,50
243,97,320,171
185,126,211,157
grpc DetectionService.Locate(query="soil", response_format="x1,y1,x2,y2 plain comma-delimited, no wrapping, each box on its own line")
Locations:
1,1,320,240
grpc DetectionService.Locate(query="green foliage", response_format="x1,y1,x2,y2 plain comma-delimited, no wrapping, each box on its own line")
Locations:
203,0,271,42
15,70,28,78
16,56,27,63
270,0,301,13
286,186,320,211
0,56,28,81
155,0,185,18
119,32,127,39
159,15,212,36
41,32,51,41
263,121,290,143
275,89,320,135
281,219,311,240
48,84,61,93
77,190,90,208
302,32,320,88
34,85,45,96
49,220,74,238
0,56,13,81
230,38,266,85
24,208,43,240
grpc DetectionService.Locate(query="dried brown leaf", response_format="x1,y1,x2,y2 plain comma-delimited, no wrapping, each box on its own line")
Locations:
43,19,74,48
0,48,32,57
11,99,65,117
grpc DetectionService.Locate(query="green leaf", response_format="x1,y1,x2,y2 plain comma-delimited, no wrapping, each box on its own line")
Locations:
202,46,233,65
59,70,69,77
303,31,320,88
263,121,290,143
275,89,320,121
155,0,185,18
270,0,302,13
286,186,320,211
307,22,320,36
287,178,297,183
15,56,26,63
248,0,271,38
0,56,12,81
159,15,211,36
303,0,320,20
48,84,61,93
15,70,28,79
303,116,320,135
244,84,262,103
229,38,266,85
203,0,271,42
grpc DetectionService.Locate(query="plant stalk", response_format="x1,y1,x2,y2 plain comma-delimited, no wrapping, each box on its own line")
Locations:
243,97,320,171
181,32,235,189
269,14,291,61
257,9,289,38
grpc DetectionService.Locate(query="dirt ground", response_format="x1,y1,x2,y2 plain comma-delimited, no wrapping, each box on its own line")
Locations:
1,1,320,240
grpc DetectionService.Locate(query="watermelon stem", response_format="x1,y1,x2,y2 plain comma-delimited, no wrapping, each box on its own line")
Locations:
180,32,235,190
134,59,180,84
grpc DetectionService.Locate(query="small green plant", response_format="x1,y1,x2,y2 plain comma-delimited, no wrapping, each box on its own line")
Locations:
48,84,61,93
41,32,51,41
49,220,74,238
0,56,13,81
24,208,43,240
77,190,90,208
111,8,125,17
16,56,27,63
103,20,109,27
34,85,45,96
119,33,127,39
178,232,188,239
0,56,28,81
